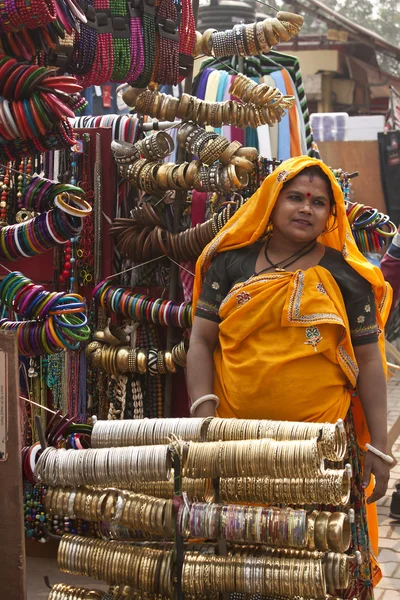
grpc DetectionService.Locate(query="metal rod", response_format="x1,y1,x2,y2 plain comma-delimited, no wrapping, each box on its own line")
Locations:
35,415,47,451
173,451,184,600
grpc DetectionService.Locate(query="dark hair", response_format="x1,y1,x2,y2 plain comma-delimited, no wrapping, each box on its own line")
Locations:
283,166,335,211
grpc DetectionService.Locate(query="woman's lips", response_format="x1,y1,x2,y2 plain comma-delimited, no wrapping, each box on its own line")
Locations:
293,219,312,226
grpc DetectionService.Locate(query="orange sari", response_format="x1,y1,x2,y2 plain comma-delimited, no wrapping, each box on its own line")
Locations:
193,156,392,588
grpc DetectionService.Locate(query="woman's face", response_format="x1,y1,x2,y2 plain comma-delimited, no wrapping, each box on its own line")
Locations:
271,174,332,243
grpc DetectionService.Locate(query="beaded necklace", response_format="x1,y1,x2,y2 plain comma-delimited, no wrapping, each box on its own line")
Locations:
72,0,97,76
132,0,156,87
109,0,131,81
153,0,181,86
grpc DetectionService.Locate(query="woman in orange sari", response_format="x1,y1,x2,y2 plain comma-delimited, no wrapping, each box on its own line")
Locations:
187,156,392,599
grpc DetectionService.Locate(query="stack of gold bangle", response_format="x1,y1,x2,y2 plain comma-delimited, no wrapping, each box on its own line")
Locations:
58,534,174,597
195,11,303,58
179,438,324,479
123,87,294,128
182,551,327,597
45,486,174,538
206,417,347,461
92,417,210,447
230,73,296,109
86,340,187,375
47,584,106,600
126,477,213,502
35,445,172,487
324,551,351,593
108,586,168,600
309,510,351,553
177,122,257,171
111,132,174,167
124,156,249,194
220,468,351,506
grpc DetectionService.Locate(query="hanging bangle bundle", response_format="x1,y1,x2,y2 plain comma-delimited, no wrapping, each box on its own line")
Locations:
58,534,174,597
0,271,90,354
17,175,86,212
0,57,83,99
124,156,249,194
177,122,258,168
93,280,193,328
45,486,174,537
220,468,351,507
0,118,77,161
230,73,294,109
0,207,84,260
35,445,172,486
85,339,187,375
125,86,294,127
197,11,303,58
346,200,396,252
0,57,84,153
112,132,175,169
111,218,214,262
111,193,250,264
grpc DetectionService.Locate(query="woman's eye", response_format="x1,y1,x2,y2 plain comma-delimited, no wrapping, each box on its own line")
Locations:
314,200,325,206
289,195,301,200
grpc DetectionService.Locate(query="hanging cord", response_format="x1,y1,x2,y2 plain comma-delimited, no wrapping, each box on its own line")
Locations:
93,133,103,283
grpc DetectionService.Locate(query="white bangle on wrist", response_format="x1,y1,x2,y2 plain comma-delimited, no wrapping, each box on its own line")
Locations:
190,394,220,416
365,443,394,465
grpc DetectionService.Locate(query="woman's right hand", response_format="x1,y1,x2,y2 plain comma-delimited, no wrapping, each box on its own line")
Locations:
363,450,391,504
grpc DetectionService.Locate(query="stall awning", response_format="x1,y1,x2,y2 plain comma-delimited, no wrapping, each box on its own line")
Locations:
347,56,400,99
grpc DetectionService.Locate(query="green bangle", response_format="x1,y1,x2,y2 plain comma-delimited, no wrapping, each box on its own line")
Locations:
31,92,52,131
21,67,47,99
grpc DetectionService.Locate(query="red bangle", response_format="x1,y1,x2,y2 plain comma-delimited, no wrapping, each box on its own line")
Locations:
14,64,37,100
13,101,30,140
2,64,26,98
9,103,24,139
0,57,17,93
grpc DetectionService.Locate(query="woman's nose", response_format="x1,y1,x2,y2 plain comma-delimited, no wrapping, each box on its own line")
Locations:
299,200,312,213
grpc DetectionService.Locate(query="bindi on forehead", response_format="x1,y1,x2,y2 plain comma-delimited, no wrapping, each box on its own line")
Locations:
306,192,311,197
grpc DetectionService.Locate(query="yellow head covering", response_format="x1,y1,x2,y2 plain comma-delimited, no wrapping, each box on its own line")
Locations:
193,155,391,329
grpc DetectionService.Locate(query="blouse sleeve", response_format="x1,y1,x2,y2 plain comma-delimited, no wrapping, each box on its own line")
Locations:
340,270,380,346
195,253,232,323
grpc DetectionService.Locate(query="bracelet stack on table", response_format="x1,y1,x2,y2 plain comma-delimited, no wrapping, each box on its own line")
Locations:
37,416,359,600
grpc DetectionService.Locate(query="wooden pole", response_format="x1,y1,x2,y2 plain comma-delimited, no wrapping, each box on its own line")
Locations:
0,330,26,600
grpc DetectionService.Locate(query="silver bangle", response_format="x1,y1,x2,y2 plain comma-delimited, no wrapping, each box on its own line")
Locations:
190,394,220,416
365,443,394,464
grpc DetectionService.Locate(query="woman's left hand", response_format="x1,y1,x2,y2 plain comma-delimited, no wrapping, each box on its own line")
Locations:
363,451,392,504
